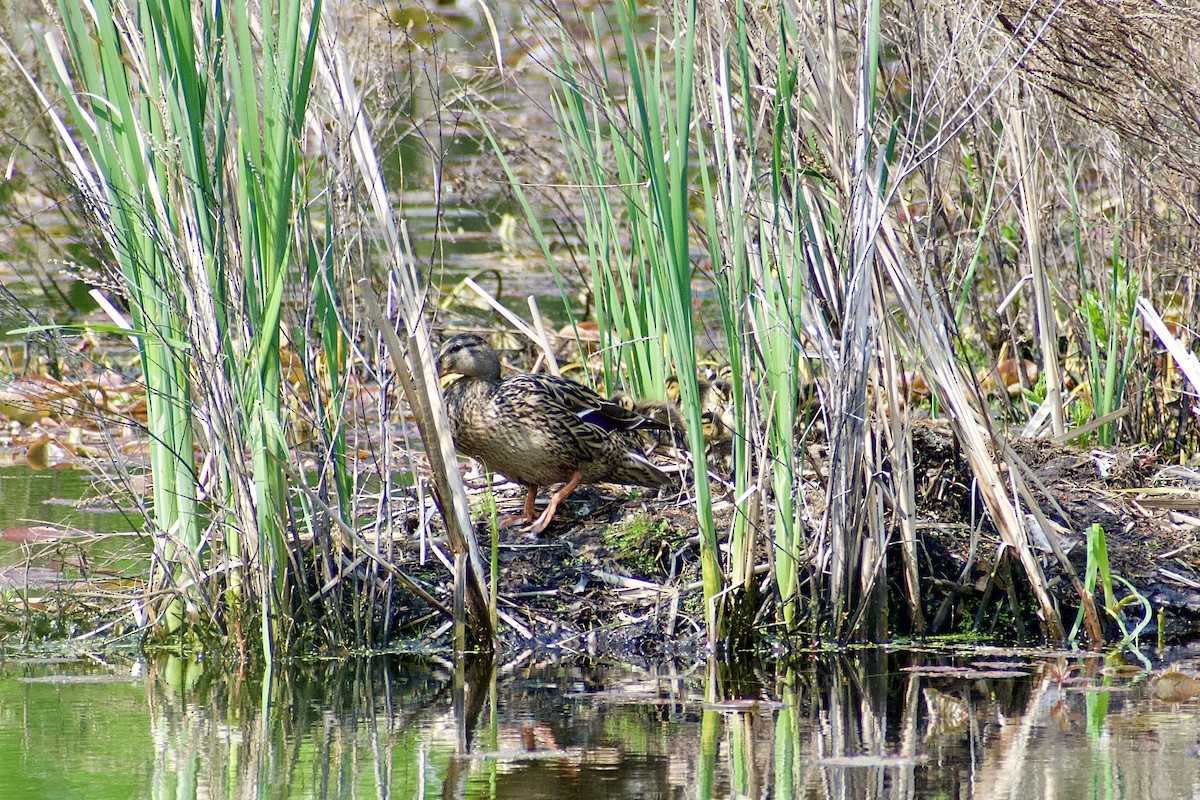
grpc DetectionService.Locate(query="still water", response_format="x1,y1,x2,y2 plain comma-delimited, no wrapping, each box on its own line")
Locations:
2,648,1200,799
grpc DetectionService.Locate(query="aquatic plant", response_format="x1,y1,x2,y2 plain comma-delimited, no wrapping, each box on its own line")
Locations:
15,0,492,658
497,0,1125,645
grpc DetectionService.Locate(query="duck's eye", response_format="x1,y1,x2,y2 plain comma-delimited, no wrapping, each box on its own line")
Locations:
440,341,471,361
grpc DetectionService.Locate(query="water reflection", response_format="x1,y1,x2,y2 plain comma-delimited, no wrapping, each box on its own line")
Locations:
2,648,1200,799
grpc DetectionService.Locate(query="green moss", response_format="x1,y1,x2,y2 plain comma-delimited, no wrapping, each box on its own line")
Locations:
604,513,679,577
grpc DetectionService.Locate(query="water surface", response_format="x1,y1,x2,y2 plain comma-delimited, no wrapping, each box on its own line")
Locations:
2,648,1199,799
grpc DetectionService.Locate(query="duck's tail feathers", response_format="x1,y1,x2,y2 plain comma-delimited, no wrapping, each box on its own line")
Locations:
620,449,672,488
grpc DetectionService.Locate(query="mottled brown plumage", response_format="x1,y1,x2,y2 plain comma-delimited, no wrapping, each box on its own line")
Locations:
437,334,670,534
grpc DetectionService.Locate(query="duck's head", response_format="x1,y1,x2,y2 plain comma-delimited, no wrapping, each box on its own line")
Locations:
437,334,502,385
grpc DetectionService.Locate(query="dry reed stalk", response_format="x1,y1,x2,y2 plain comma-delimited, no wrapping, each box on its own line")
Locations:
1008,101,1065,437
317,43,494,647
876,312,924,632
878,219,1065,639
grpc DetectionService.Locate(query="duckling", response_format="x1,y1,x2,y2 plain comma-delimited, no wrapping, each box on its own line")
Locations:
437,334,671,534
664,373,735,449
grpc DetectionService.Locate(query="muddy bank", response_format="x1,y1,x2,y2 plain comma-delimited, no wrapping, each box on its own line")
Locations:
356,417,1199,660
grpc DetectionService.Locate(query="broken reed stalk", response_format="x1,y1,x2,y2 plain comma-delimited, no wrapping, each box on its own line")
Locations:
878,221,1066,639
1002,444,1104,646
876,318,924,633
318,46,494,648
1009,101,1065,438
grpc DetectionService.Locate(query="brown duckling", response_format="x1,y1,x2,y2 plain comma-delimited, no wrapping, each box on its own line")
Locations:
665,372,735,449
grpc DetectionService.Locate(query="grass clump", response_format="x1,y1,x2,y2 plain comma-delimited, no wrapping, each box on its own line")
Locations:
605,513,683,579
8,0,491,658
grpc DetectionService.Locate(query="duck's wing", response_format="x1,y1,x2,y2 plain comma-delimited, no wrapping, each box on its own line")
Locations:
499,375,671,487
518,375,669,433
552,374,676,431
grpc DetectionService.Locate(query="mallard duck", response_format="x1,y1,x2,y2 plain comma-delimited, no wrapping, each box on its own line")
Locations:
437,334,671,534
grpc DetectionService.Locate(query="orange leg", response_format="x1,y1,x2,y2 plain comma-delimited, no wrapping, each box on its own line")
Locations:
522,486,539,523
498,484,539,529
527,471,583,534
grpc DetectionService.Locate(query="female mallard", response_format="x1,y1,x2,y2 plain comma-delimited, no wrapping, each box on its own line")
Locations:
437,334,670,534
